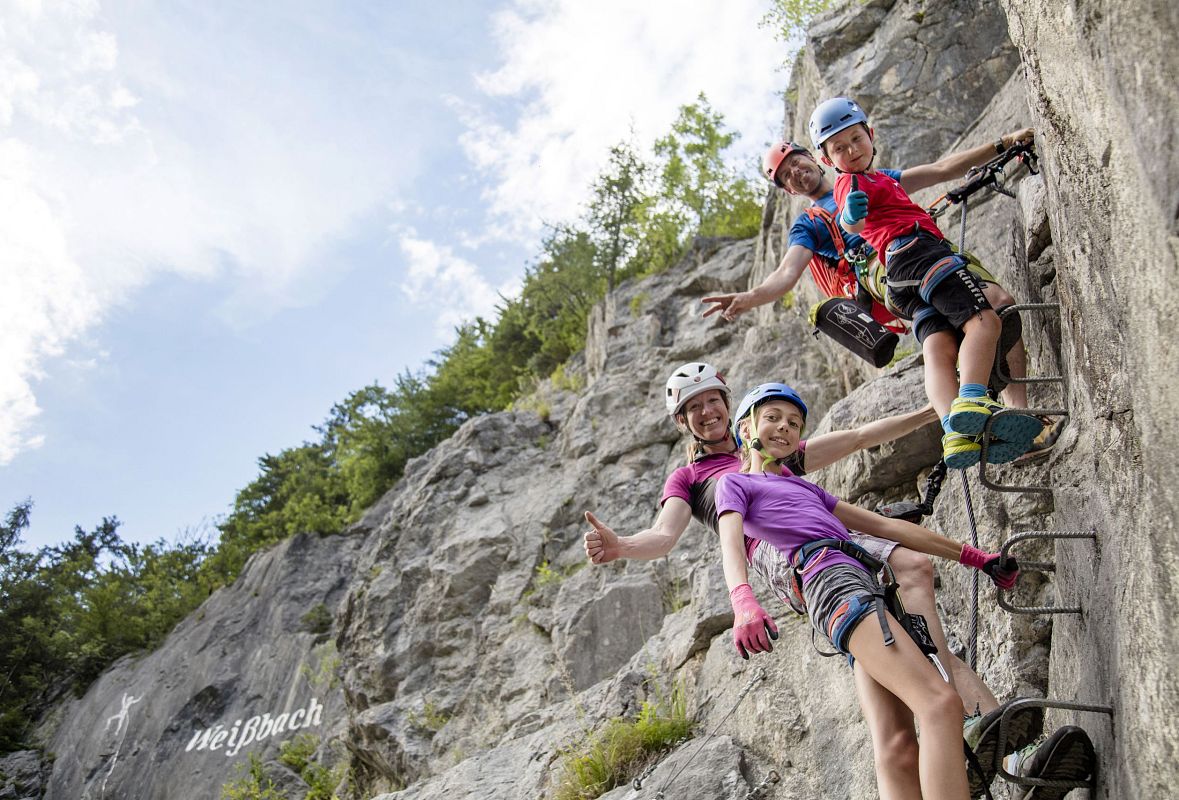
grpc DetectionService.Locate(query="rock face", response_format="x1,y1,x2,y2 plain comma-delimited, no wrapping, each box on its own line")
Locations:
39,531,365,800
997,2,1179,798
23,1,1176,798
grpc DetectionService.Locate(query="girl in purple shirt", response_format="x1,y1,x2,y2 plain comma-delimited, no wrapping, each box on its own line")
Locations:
716,383,1019,800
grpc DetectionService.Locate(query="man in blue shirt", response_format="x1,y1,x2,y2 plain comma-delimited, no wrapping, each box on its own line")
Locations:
702,131,1041,421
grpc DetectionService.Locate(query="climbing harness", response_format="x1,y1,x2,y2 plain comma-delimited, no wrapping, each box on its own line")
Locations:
789,538,949,681
637,668,768,798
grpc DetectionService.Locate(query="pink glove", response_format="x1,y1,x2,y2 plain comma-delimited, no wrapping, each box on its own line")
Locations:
960,544,1021,589
730,583,779,659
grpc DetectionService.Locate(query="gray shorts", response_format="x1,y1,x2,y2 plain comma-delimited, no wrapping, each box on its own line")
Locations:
748,533,897,615
801,563,881,656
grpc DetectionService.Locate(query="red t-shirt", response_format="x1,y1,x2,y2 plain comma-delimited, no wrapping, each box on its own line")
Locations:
834,170,943,260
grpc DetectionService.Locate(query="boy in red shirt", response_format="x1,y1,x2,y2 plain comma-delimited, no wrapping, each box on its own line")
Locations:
811,97,1043,468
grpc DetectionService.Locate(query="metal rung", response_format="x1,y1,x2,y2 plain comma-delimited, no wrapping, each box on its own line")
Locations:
996,531,1096,614
978,408,1068,494
995,697,1112,791
996,304,1065,386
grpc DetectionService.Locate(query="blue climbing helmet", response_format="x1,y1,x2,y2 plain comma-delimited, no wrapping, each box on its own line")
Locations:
731,383,809,448
808,97,869,150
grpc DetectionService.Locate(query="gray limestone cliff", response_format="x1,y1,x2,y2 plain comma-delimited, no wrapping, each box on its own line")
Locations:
16,1,1176,798
36,531,365,800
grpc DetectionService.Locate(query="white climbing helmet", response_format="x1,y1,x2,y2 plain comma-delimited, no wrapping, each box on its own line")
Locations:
665,362,731,416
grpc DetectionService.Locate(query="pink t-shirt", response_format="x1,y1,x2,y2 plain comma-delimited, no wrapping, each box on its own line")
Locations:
834,170,943,260
660,445,807,561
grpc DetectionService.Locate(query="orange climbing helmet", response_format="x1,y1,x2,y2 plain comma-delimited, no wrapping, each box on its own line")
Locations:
762,141,813,187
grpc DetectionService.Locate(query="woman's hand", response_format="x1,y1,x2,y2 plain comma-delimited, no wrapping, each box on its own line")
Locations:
583,511,622,564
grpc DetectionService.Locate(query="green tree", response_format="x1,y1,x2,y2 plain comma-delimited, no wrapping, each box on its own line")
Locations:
652,93,762,242
0,505,212,750
586,140,650,290
209,444,349,583
761,0,837,43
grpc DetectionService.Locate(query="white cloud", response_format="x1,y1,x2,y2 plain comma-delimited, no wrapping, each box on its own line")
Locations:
458,0,786,245
0,138,100,463
0,3,422,464
398,232,519,338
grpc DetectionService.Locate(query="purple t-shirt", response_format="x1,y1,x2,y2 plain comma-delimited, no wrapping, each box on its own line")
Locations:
714,471,867,583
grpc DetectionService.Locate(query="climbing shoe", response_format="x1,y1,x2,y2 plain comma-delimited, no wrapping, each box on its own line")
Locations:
963,702,1045,798
943,431,981,470
1015,417,1065,465
948,396,1045,444
1003,725,1095,799
983,435,1033,465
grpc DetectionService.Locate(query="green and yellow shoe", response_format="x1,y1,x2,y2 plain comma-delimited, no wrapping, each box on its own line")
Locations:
948,396,1045,444
943,431,981,469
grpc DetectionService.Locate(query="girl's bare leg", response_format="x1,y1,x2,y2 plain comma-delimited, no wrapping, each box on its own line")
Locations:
854,664,923,799
848,611,971,800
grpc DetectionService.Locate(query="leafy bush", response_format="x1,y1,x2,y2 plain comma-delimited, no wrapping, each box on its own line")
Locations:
220,755,286,800
551,689,693,800
300,603,332,635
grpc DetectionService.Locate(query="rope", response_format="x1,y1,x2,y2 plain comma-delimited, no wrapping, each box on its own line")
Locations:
648,667,767,799
960,468,981,671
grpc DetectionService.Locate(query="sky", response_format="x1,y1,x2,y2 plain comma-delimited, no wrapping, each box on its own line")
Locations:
1,0,790,551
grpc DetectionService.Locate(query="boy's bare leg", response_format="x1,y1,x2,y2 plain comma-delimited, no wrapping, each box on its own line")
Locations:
956,310,1002,389
922,330,961,419
980,283,1029,408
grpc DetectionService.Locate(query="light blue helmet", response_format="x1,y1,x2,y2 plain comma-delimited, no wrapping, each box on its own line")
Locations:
732,383,808,447
808,97,869,150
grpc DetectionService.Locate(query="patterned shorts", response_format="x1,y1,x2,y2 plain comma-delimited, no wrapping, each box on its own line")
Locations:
802,563,882,656
748,533,897,615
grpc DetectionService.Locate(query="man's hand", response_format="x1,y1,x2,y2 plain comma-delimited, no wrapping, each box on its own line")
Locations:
1000,127,1034,151
702,291,756,321
583,511,622,564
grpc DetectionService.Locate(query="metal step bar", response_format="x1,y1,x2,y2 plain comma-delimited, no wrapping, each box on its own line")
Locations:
993,697,1112,792
995,530,1096,614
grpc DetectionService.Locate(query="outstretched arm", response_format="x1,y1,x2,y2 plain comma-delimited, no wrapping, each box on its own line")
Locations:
702,244,812,321
832,501,1020,588
802,404,938,472
833,500,962,561
898,127,1035,194
583,498,693,563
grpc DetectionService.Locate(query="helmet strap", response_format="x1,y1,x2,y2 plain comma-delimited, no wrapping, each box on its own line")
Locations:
744,407,782,473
